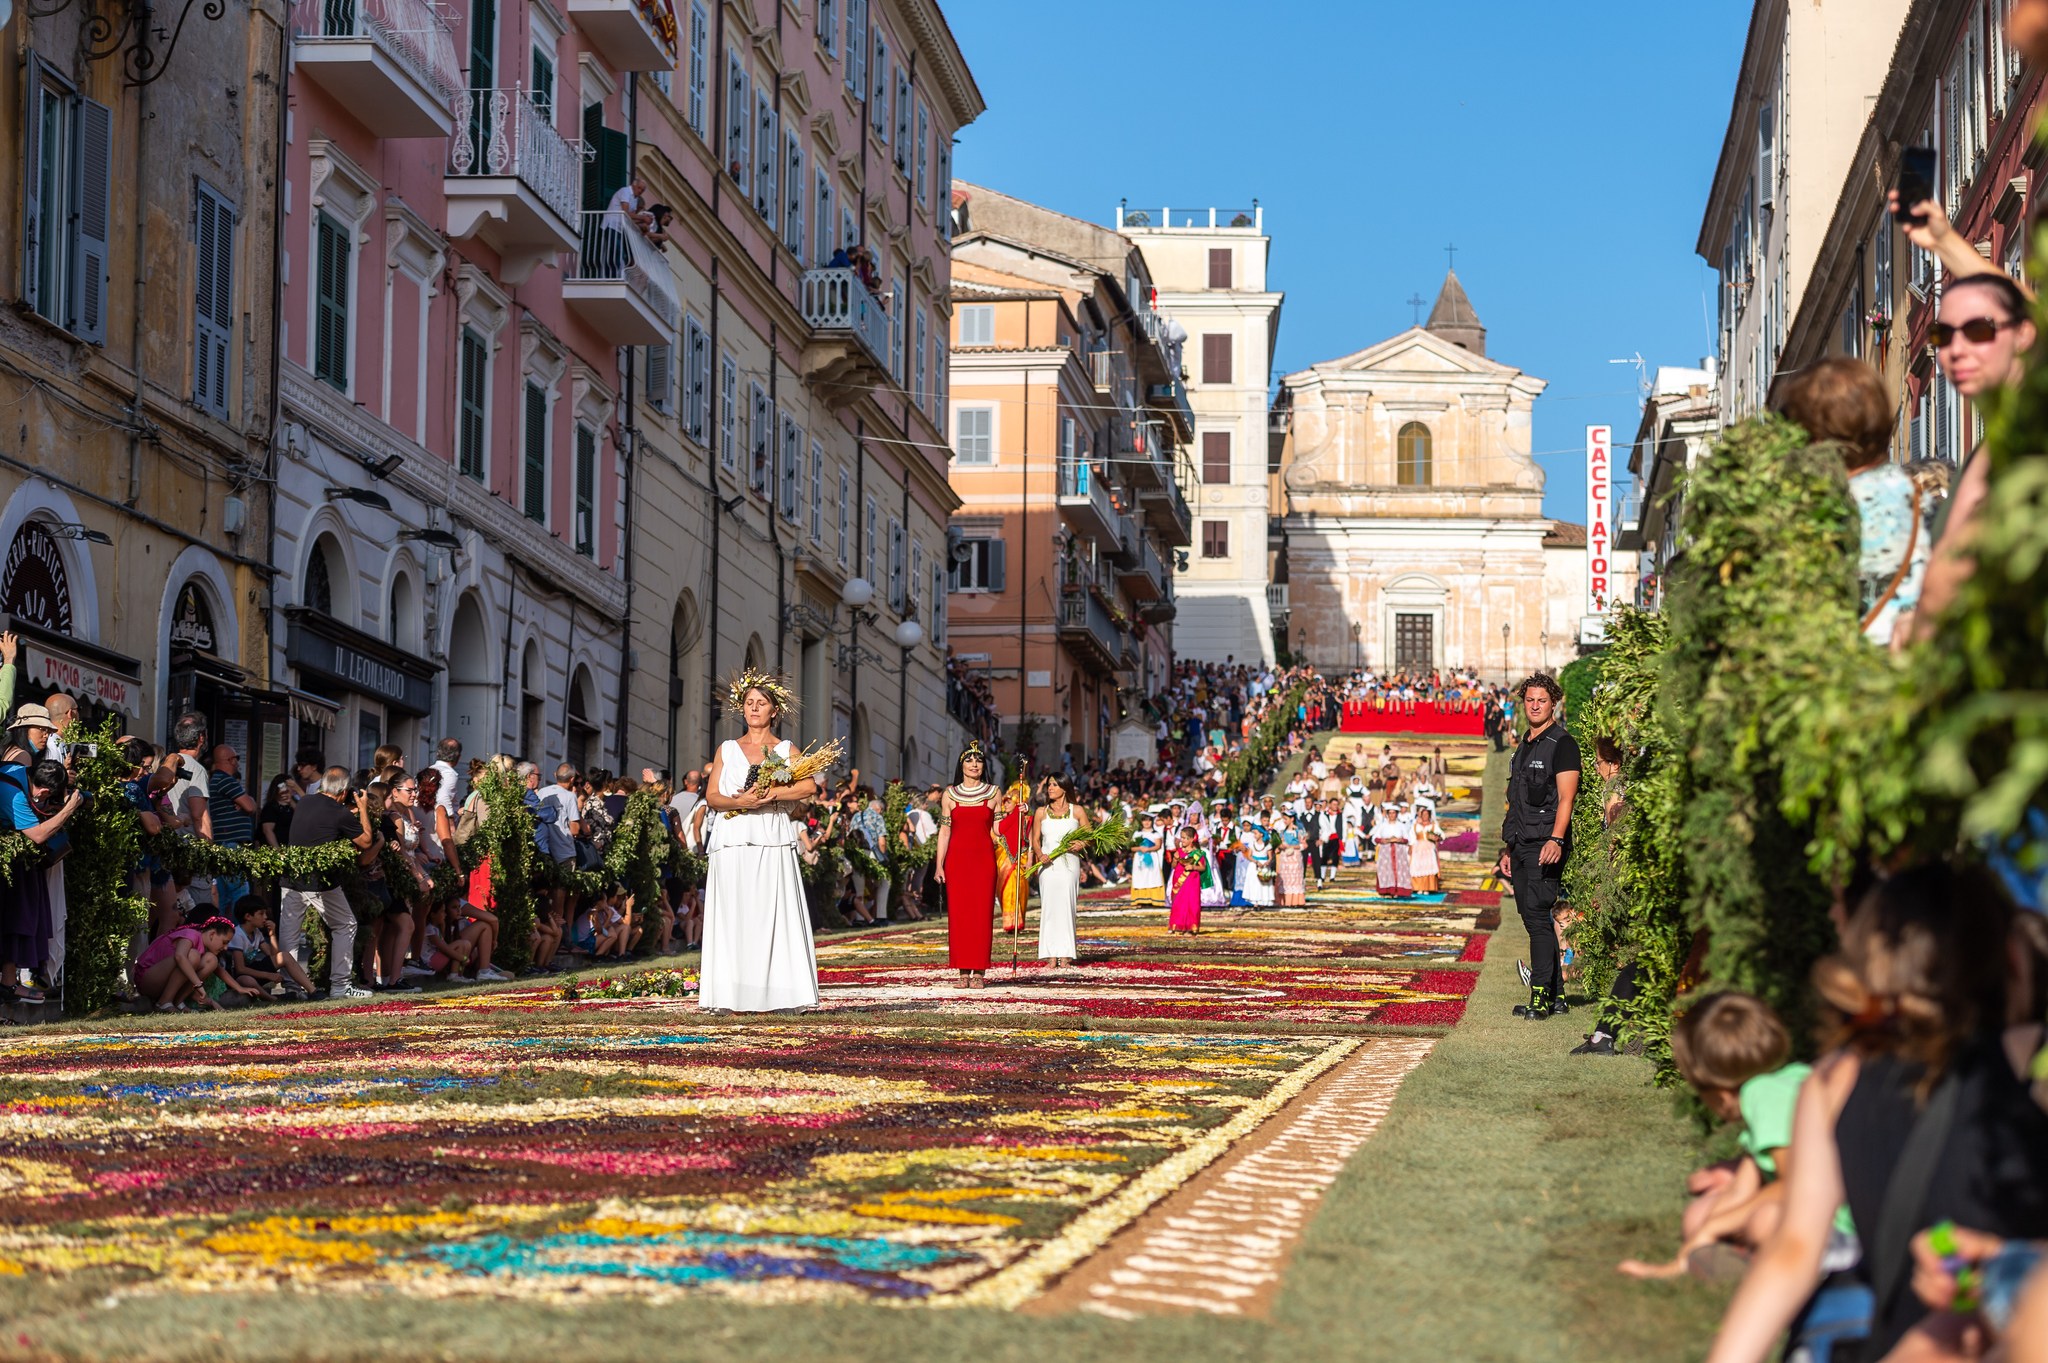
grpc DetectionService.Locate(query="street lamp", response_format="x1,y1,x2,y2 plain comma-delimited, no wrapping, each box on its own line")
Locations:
1501,621,1511,681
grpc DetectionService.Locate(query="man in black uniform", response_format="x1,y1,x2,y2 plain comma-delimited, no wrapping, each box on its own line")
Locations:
1494,673,1581,1019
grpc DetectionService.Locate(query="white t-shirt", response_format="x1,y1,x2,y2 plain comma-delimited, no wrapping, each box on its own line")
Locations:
168,756,210,835
604,184,641,233
429,760,461,817
669,789,700,830
535,783,581,860
905,807,937,844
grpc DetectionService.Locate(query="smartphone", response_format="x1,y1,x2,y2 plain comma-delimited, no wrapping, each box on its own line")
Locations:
1895,147,1938,223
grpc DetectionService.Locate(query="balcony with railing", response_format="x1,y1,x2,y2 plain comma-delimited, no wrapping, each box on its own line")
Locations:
446,87,582,284
799,267,892,400
1143,473,1192,547
567,0,678,72
1056,458,1121,546
1115,203,1264,233
291,0,461,138
1614,487,1647,552
1146,375,1195,440
1116,533,1167,602
563,210,680,344
1057,590,1124,673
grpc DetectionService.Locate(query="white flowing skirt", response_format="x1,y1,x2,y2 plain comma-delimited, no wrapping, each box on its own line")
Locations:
700,841,818,1011
1037,854,1079,959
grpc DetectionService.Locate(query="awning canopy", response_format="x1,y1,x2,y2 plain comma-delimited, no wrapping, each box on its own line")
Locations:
8,614,143,717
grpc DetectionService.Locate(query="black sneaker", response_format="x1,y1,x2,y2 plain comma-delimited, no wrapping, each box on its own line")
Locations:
1511,988,1551,1019
1516,959,1532,987
1570,1034,1618,1056
1550,996,1571,1016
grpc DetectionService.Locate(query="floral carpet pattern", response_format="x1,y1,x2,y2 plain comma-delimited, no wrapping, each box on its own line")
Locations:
0,734,1497,1314
0,1025,1352,1306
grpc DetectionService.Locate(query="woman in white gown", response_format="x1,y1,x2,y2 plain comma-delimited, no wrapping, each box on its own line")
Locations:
699,671,821,1012
1032,773,1088,966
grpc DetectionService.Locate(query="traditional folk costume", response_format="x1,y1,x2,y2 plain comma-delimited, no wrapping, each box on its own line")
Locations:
1409,807,1443,894
1371,803,1415,899
1274,821,1308,907
1128,823,1166,906
1241,826,1275,909
1167,844,1206,933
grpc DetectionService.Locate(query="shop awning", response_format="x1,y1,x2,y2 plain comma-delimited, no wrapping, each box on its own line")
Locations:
277,684,343,728
8,615,143,717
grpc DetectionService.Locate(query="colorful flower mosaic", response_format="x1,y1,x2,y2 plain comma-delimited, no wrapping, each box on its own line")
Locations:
0,1024,1353,1305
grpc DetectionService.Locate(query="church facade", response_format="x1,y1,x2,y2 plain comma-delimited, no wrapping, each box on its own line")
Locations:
1277,273,1555,680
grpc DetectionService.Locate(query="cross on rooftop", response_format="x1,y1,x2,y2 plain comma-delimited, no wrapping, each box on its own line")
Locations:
1406,293,1427,325
1444,242,1458,271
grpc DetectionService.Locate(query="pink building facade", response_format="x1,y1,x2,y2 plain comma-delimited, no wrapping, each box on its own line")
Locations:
275,0,681,770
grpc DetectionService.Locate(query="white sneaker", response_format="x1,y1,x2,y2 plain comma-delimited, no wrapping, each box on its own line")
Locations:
400,963,434,979
475,966,512,983
330,983,374,1000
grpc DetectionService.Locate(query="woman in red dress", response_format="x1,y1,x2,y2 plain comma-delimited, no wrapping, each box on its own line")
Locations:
935,743,1000,988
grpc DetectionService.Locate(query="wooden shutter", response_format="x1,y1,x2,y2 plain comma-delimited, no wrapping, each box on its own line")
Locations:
755,96,778,219
193,183,235,417
314,214,350,389
1203,520,1228,557
986,538,1006,591
645,341,672,413
1208,248,1231,289
1201,333,1231,385
22,65,45,323
584,111,628,212
75,97,112,344
846,0,866,94
523,381,547,520
1202,431,1230,484
574,423,596,555
468,0,495,87
458,329,487,477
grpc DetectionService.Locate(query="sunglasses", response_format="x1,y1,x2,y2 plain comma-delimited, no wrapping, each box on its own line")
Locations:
1929,315,2020,348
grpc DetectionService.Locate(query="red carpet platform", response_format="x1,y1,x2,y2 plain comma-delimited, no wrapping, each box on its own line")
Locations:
1337,700,1485,736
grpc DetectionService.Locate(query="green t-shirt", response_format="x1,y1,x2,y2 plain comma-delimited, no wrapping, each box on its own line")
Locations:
1738,1062,1811,1179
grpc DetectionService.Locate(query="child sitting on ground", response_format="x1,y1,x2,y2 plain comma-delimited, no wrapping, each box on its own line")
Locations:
132,916,260,1011
1618,990,1807,1280
225,896,315,999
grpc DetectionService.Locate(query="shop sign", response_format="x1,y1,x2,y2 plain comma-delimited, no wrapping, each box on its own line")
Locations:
31,645,133,710
1585,425,1612,614
286,613,436,715
170,584,216,652
1,523,72,633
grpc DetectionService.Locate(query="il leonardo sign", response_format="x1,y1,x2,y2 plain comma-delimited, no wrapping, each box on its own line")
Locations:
1585,425,1612,615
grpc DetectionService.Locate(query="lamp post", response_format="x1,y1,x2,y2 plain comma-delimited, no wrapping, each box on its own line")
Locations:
1350,620,1362,673
1501,621,1511,682
893,617,925,780
1294,627,1306,668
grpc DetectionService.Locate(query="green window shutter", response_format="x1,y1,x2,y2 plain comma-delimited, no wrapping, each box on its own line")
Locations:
458,327,488,479
193,183,235,418
314,213,350,390
574,423,597,556
523,380,547,521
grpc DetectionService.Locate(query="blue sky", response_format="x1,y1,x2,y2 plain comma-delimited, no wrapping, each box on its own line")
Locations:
944,0,1753,522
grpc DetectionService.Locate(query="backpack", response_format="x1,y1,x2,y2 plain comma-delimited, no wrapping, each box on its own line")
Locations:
452,794,483,845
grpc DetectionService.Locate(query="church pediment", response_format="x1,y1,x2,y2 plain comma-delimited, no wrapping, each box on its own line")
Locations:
1297,327,1521,381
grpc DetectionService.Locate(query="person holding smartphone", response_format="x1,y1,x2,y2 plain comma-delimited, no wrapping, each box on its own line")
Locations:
1495,673,1582,1021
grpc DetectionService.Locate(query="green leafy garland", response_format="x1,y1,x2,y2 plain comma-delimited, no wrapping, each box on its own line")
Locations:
1222,682,1308,801
469,762,540,972
881,782,936,883
1564,608,1692,1072
60,720,152,1017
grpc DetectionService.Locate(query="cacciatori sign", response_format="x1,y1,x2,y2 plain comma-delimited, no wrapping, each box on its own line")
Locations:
1585,425,1612,615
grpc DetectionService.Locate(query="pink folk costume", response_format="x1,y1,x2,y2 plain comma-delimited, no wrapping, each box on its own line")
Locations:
1167,845,1207,933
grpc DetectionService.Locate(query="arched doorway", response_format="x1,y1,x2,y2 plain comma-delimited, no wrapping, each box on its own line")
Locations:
567,664,599,773
669,591,702,777
445,592,495,759
743,633,765,672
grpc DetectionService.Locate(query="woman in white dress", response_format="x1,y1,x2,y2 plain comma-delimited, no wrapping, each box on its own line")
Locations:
699,671,822,1012
1032,773,1088,966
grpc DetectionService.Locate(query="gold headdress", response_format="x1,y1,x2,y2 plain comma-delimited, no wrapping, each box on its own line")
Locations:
960,739,987,761
722,667,798,718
